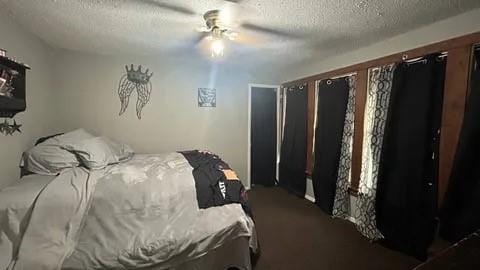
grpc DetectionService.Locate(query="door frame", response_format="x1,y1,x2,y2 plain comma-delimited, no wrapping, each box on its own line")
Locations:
247,84,281,190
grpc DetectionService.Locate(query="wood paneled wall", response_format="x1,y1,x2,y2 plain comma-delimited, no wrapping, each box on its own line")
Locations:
438,46,472,206
283,32,480,207
350,70,368,193
306,81,316,175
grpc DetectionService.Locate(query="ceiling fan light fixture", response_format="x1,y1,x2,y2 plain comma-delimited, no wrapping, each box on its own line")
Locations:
210,26,225,58
211,38,225,58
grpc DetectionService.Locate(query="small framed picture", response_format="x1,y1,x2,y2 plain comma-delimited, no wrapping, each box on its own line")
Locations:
198,88,216,107
0,49,5,57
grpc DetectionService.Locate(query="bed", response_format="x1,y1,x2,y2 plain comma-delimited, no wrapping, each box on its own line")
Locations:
0,129,258,270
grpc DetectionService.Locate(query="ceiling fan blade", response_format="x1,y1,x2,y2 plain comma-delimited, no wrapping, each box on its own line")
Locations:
137,0,197,16
234,33,264,45
241,23,299,38
224,0,245,3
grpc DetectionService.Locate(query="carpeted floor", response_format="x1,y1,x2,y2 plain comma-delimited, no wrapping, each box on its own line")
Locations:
248,186,420,270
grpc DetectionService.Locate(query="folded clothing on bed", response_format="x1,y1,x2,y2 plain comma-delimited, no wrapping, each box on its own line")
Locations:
180,150,252,217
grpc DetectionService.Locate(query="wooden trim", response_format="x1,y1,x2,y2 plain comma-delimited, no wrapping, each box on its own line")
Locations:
350,69,368,193
348,187,359,197
438,46,472,207
283,31,480,87
305,81,316,175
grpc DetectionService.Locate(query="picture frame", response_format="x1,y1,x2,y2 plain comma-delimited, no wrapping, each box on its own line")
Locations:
198,88,216,107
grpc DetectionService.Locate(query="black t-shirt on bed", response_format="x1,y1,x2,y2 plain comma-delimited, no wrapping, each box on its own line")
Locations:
180,150,252,217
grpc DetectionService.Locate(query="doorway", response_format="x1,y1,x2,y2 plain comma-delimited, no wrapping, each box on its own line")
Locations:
248,84,280,189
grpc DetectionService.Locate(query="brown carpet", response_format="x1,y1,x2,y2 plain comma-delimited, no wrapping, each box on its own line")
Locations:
248,186,420,270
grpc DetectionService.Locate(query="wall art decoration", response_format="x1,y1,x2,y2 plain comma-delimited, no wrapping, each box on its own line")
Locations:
198,88,216,107
118,64,153,120
0,68,19,98
0,52,29,118
0,118,22,135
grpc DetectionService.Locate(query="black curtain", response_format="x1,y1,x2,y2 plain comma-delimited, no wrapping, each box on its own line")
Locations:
440,49,480,242
312,78,350,214
279,84,308,197
251,87,277,187
376,54,446,260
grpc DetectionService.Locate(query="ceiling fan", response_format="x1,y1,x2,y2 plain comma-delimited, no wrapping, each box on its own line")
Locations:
197,9,239,57
137,0,299,57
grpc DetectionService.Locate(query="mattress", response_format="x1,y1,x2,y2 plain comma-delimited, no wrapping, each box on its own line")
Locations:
0,152,256,269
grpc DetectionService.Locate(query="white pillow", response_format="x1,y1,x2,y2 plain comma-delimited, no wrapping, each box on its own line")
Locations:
20,129,95,175
63,137,134,170
21,144,80,175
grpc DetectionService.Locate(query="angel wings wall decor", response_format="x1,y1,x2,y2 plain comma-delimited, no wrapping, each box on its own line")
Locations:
118,64,153,119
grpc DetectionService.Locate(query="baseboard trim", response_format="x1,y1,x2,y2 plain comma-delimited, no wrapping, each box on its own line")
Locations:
304,194,357,224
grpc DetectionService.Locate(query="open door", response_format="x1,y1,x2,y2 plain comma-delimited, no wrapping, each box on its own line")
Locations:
248,84,280,189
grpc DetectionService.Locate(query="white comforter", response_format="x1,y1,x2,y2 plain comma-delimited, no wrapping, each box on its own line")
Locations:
0,153,255,270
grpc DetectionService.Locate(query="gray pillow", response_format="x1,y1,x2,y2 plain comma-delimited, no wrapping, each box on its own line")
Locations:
20,129,95,175
63,137,134,170
21,144,80,175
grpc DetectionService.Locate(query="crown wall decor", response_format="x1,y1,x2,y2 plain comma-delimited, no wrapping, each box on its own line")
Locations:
118,64,153,120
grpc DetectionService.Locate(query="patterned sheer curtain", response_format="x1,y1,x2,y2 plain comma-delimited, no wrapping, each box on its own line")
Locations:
332,75,357,219
353,64,396,240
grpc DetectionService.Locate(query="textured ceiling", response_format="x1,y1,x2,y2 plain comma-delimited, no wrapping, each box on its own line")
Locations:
1,0,480,62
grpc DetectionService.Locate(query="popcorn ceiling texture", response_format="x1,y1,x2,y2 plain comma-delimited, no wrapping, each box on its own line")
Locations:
0,0,479,63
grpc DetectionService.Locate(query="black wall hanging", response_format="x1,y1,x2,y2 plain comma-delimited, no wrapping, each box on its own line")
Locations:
118,64,153,120
0,49,29,136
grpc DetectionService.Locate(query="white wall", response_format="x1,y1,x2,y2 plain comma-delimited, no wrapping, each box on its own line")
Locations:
0,12,57,188
52,50,281,185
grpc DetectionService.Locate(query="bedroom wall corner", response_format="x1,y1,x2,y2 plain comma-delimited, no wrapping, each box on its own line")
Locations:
0,11,59,188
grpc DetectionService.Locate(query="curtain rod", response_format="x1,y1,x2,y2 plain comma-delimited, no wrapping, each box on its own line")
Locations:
402,52,448,66
328,72,357,80
403,51,447,62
